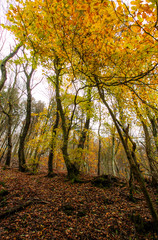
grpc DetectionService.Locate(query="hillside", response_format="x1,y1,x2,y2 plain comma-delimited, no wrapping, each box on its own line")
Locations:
0,167,157,240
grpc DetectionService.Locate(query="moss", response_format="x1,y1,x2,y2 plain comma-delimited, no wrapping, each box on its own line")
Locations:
91,174,119,188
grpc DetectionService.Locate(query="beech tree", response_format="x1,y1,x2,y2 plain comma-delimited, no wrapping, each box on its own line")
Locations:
18,53,36,172
0,43,22,91
4,0,158,227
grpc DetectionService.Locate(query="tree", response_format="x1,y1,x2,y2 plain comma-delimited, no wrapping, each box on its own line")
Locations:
0,43,22,91
48,106,59,176
96,79,158,229
5,0,158,227
132,95,158,185
18,54,36,172
0,68,21,167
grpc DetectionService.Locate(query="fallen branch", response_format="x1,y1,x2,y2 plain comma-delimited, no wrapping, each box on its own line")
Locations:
0,197,51,220
0,200,33,220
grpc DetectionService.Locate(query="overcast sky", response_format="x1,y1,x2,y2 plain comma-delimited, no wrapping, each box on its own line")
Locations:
0,0,51,106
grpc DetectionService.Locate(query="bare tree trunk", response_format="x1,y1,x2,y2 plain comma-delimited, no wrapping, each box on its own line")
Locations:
98,104,101,176
18,67,34,172
48,109,59,176
5,102,12,166
111,128,116,176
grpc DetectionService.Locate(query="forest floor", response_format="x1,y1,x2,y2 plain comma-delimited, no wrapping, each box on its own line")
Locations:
0,166,158,240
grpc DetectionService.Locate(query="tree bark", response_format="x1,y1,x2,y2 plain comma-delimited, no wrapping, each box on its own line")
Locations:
54,56,79,180
48,108,59,175
111,128,116,176
18,67,34,172
98,104,102,176
5,102,12,166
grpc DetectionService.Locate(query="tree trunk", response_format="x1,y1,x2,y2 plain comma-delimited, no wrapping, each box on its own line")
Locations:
62,140,80,180
98,104,101,176
18,67,34,172
96,82,158,229
146,107,158,152
142,121,158,185
48,109,59,176
133,100,158,184
5,102,12,166
54,56,79,180
111,129,116,176
129,166,134,201
75,87,91,172
0,44,22,91
0,144,7,163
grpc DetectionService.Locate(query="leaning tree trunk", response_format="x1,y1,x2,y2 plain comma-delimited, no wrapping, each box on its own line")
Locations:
133,99,158,185
97,83,158,230
0,44,22,91
142,121,158,185
18,67,34,172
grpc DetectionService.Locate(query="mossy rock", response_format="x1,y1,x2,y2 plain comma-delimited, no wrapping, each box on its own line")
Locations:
91,174,119,188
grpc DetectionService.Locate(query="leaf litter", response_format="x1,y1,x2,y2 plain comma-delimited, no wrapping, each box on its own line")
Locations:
0,167,157,240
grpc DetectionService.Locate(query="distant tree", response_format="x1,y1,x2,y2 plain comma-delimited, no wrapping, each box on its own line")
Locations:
0,75,21,166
